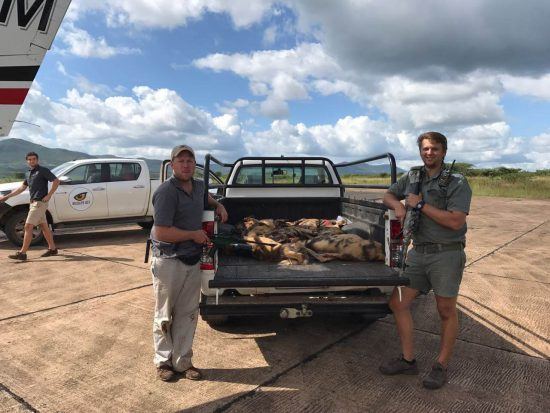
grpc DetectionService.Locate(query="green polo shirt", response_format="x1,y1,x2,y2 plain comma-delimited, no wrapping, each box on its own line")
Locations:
388,166,472,244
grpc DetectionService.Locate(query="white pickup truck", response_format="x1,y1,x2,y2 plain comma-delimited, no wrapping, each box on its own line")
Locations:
0,158,161,245
169,153,410,326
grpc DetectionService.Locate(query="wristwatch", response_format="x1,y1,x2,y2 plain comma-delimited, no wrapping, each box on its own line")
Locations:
415,200,426,210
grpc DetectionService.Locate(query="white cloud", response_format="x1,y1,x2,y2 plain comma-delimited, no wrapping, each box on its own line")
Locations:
10,86,245,160
194,43,343,118
500,74,550,100
58,22,140,58
71,0,275,29
372,74,505,130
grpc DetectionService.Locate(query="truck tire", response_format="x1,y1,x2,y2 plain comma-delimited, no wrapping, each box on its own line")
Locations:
202,315,229,327
4,210,44,247
138,221,153,230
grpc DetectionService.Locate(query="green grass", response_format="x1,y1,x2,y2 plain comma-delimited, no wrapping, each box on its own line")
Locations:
0,176,23,184
340,174,550,199
467,176,550,199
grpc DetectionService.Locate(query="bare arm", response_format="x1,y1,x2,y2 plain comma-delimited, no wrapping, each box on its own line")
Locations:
420,204,466,231
207,194,228,223
406,193,466,231
152,225,209,244
383,191,407,223
43,179,60,202
0,183,28,202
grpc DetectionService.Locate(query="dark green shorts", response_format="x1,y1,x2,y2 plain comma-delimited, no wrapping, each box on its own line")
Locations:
404,248,466,297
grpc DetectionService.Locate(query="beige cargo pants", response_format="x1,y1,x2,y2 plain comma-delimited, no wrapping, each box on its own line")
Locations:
151,256,201,372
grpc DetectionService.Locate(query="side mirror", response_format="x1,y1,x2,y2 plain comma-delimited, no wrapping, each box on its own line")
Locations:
59,176,72,185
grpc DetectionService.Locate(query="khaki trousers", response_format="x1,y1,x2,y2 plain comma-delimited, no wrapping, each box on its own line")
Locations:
151,257,201,372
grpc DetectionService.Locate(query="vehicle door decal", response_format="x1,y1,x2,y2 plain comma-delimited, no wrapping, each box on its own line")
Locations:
69,187,93,211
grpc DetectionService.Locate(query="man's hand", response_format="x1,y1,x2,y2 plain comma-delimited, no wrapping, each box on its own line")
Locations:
42,195,51,202
0,195,7,203
394,202,407,223
191,230,210,245
405,193,422,209
216,203,228,223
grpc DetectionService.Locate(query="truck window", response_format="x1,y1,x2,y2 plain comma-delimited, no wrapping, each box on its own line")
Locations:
234,165,333,185
303,166,332,184
109,163,141,182
235,166,262,185
265,166,301,184
64,163,105,184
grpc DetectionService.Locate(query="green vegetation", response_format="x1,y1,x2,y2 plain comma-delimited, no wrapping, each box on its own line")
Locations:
0,174,25,184
341,166,550,200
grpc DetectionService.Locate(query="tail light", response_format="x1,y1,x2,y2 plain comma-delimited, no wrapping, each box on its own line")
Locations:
202,221,215,237
201,221,216,270
389,219,403,268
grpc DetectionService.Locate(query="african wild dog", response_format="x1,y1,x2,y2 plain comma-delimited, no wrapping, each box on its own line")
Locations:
236,217,384,265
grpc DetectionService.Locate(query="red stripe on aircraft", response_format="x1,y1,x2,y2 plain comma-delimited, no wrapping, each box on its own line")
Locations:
0,88,29,105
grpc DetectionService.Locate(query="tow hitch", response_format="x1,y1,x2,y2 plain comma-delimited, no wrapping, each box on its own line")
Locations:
279,304,313,319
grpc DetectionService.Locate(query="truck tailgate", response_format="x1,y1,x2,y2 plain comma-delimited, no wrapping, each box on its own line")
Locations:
210,255,408,288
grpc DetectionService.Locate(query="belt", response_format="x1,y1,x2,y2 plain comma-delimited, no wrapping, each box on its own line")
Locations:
414,242,464,254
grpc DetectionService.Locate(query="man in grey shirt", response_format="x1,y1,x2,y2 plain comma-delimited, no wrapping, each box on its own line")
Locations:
150,144,228,382
379,132,472,390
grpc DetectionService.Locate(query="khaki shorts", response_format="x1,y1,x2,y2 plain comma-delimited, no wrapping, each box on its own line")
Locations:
26,200,48,226
404,247,466,297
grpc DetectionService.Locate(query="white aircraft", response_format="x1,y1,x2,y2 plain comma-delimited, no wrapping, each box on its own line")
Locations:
0,0,71,137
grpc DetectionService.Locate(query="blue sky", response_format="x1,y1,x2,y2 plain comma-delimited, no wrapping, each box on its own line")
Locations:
9,0,550,170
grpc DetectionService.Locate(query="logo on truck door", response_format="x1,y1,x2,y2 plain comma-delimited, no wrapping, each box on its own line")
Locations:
69,187,93,211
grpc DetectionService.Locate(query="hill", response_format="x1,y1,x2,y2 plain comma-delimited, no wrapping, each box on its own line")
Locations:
0,138,162,179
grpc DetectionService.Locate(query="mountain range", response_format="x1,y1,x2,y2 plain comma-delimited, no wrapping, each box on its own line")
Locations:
0,138,162,179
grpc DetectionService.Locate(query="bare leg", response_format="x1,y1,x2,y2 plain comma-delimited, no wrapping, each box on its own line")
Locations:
389,286,420,360
20,223,35,254
435,295,458,367
40,222,56,250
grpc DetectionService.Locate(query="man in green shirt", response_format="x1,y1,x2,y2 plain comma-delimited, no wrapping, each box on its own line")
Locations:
379,132,472,389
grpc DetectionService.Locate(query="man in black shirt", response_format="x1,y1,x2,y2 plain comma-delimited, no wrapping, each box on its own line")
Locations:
0,152,60,260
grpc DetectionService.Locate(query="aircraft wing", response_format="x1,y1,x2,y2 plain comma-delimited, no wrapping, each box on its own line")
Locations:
0,0,72,137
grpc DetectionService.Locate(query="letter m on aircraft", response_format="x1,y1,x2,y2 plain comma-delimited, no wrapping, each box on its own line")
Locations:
0,0,71,137
0,0,56,32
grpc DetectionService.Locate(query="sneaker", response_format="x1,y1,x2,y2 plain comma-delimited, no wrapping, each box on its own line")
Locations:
8,251,27,261
379,355,419,375
422,362,447,389
157,365,176,382
41,248,58,257
183,366,203,381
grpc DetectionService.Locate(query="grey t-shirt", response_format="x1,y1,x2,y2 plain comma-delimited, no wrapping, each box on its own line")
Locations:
151,176,205,258
23,165,57,201
388,166,472,244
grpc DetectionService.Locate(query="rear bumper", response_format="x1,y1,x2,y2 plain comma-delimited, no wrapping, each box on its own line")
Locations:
200,294,392,318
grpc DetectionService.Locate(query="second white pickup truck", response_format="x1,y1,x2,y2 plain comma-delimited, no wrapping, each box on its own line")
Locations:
0,158,160,245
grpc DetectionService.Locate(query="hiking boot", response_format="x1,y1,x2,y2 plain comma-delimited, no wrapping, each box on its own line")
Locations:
41,248,58,257
183,366,203,381
379,355,419,375
8,251,27,261
156,365,176,382
423,362,447,389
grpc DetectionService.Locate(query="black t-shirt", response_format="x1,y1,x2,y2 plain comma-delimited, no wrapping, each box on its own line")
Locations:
24,165,57,201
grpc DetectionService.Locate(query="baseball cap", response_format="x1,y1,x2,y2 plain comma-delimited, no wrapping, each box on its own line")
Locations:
171,145,195,160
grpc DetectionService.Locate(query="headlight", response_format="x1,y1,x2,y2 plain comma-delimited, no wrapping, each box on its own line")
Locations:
0,190,11,196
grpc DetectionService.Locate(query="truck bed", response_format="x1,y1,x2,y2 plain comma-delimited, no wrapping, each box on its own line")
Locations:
210,255,407,288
